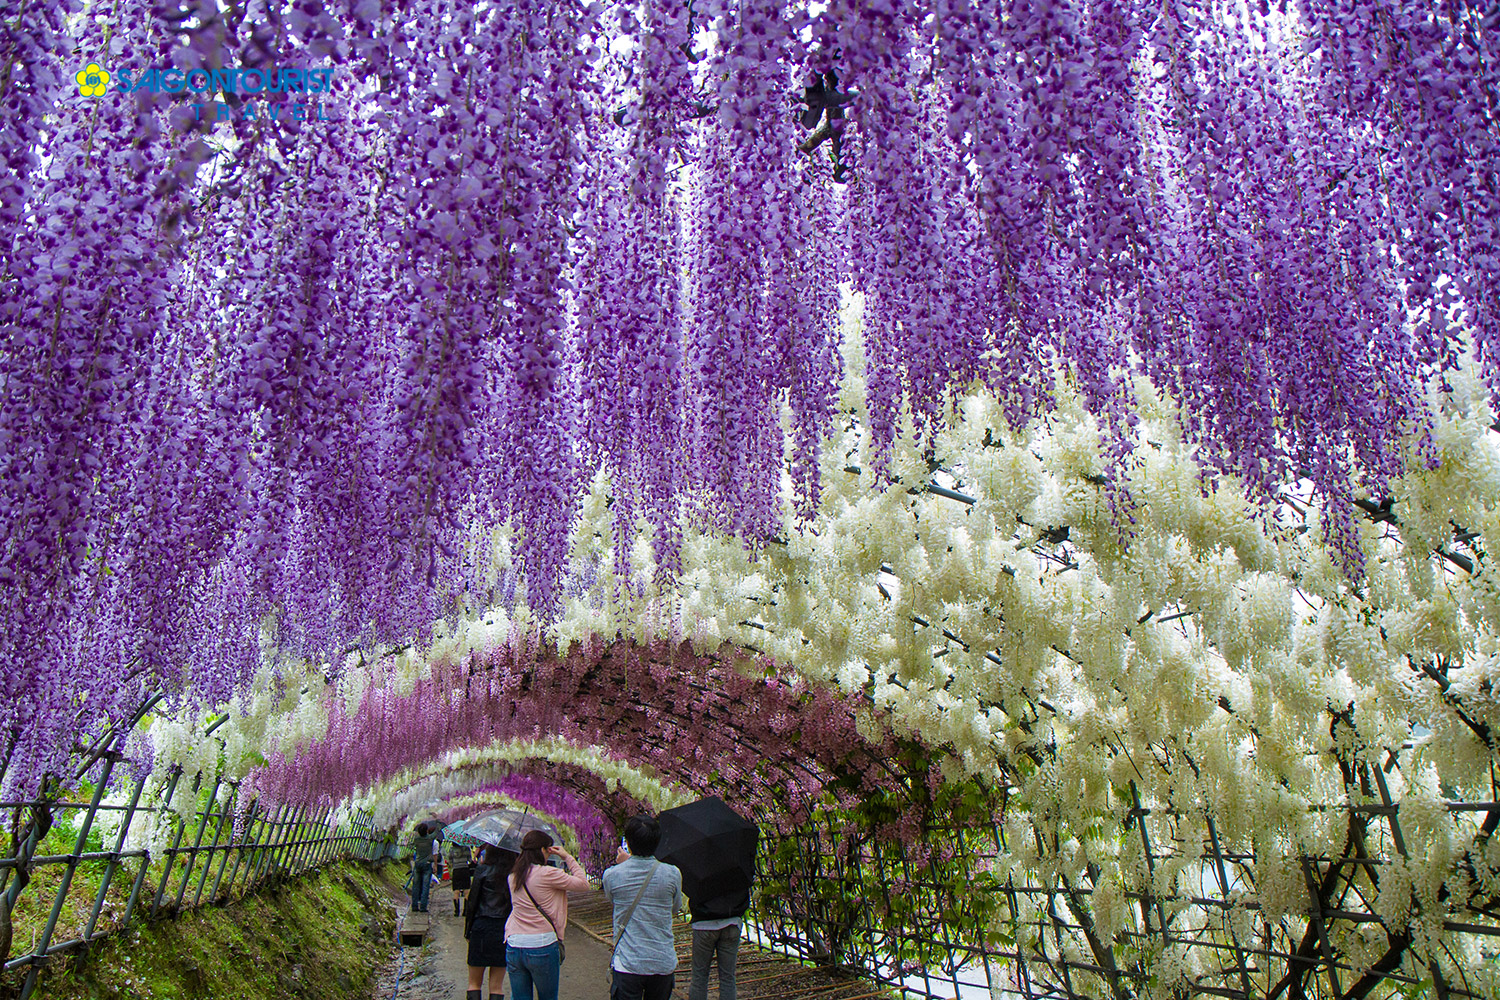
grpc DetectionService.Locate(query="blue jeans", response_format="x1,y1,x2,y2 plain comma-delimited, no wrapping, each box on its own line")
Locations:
411,860,432,910
508,942,561,1000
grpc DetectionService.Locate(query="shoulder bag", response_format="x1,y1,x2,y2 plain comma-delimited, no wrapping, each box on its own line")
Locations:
522,879,568,963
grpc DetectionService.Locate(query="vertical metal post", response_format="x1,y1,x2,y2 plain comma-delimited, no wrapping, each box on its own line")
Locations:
321,806,336,864
1206,817,1254,1000
122,769,179,931
18,755,116,1000
357,809,372,860
223,800,263,897
302,804,320,869
328,809,342,863
310,805,328,867
316,807,335,865
330,811,342,862
192,787,232,907
152,771,197,916
1300,857,1343,997
287,805,307,872
206,787,239,903
288,803,311,872
252,803,286,883
315,806,329,866
294,806,320,871
173,775,221,911
1129,783,1170,936
84,770,146,940
247,803,280,887
270,803,305,877
245,802,273,886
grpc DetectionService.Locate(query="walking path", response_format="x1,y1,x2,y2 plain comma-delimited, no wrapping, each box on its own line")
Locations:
375,880,613,1000
376,878,890,1000
567,893,888,1000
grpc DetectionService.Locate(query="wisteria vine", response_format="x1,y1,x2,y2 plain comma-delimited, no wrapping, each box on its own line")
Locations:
2,0,1498,805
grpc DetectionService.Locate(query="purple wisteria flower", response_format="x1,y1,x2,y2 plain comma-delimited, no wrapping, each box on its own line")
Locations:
0,0,1494,798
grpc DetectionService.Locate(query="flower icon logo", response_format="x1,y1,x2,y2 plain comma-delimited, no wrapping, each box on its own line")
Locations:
76,63,110,97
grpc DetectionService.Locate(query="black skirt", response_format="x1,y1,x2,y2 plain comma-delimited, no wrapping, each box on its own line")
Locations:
467,915,508,968
452,864,474,891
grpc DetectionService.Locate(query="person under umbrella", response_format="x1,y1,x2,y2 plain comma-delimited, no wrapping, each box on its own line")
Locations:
655,797,760,1000
457,811,561,854
466,843,519,1000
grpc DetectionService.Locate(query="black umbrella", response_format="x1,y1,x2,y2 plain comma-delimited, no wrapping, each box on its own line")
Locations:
656,797,759,914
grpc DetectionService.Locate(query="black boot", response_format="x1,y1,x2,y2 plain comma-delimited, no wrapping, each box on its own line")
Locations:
467,991,481,1000
489,994,504,1000
454,898,461,916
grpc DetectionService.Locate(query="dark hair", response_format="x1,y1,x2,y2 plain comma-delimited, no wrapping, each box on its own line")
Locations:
483,844,516,867
510,829,555,890
623,814,660,857
415,821,428,837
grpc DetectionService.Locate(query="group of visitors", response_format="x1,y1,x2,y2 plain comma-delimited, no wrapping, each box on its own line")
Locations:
407,820,476,918
410,815,747,1000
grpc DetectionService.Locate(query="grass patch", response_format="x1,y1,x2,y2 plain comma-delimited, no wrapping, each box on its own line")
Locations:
11,861,398,1000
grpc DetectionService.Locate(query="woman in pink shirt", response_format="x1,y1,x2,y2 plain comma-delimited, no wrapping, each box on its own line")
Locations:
505,830,591,1000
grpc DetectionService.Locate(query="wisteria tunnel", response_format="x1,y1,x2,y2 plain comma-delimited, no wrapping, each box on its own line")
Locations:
4,0,1500,999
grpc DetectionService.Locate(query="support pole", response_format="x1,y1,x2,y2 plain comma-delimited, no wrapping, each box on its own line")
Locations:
122,769,179,931
206,787,239,903
19,753,116,1000
252,803,287,883
270,803,305,877
192,786,232,907
223,800,264,897
173,776,221,911
151,771,195,917
84,770,146,939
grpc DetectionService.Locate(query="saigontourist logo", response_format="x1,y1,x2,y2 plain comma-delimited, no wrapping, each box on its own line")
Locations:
76,63,110,96
76,62,338,124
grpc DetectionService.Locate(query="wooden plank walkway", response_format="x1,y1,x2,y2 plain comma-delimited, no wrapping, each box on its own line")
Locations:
568,892,894,1000
398,909,430,946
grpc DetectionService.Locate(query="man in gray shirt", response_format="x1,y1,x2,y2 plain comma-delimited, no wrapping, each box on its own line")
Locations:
602,815,684,1000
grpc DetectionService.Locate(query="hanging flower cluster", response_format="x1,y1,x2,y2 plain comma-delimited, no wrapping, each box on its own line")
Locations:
3,0,1499,908
418,775,617,869
115,343,1500,995
352,740,685,832
247,637,896,829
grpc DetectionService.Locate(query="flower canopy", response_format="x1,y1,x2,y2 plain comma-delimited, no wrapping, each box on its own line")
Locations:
5,0,1498,801
5,2,1500,994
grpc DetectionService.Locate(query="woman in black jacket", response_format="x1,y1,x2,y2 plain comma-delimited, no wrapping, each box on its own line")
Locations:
466,846,518,1000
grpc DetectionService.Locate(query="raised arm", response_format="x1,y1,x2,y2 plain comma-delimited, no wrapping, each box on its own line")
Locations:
545,846,593,890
